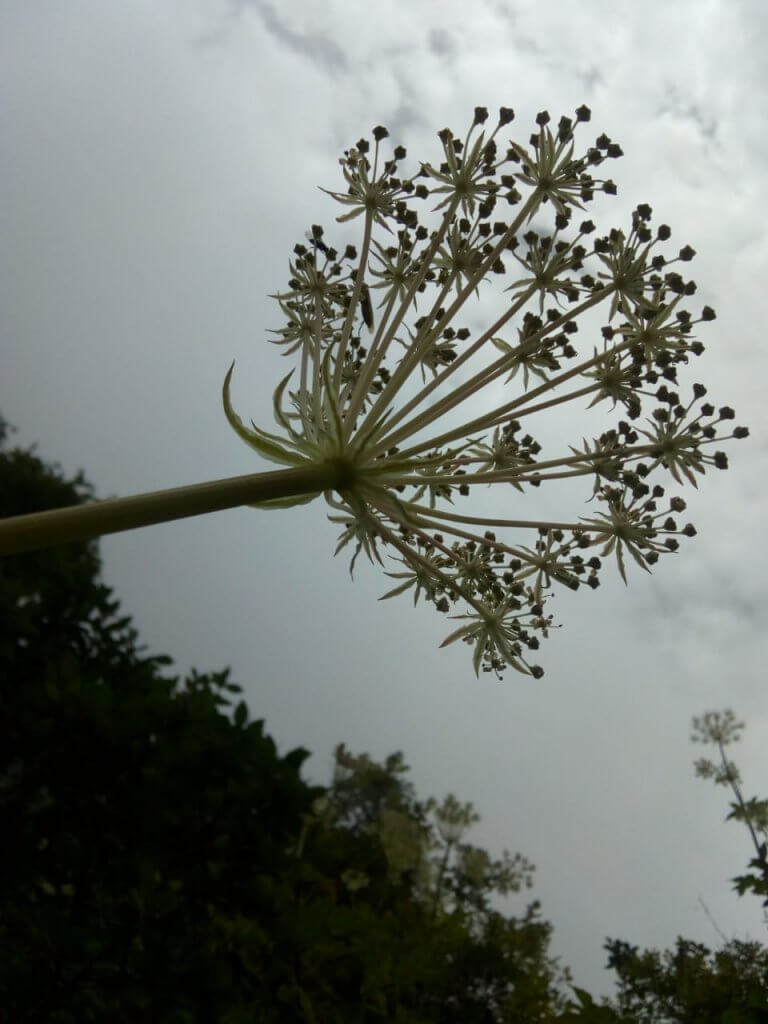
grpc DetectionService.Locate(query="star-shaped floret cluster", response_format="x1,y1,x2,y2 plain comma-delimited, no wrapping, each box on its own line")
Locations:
225,105,747,678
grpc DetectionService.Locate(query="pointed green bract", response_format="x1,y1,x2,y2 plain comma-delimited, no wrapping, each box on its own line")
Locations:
223,363,309,468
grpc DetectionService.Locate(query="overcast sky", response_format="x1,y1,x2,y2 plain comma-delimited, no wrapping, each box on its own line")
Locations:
2,0,767,999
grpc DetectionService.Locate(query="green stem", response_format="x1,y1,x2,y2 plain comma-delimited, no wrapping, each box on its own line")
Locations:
717,739,764,859
0,463,340,556
393,335,633,462
396,499,583,533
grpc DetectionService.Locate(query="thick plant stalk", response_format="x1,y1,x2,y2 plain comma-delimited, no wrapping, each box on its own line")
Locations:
0,464,338,556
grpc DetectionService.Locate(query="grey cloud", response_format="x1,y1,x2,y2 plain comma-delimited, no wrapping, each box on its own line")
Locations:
574,65,604,93
427,27,457,58
492,1,517,26
657,87,719,142
384,101,431,146
234,0,349,75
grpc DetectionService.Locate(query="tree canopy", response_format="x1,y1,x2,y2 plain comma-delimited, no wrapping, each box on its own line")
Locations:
0,419,567,1020
1,418,766,1022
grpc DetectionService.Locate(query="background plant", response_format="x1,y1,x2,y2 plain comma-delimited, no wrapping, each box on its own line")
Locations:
692,710,768,916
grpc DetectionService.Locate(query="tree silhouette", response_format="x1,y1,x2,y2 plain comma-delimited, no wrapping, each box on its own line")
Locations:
3,419,766,1022
0,421,568,1020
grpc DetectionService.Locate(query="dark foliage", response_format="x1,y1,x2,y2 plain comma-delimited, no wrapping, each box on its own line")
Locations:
0,427,315,1021
601,936,768,1023
0,424,566,1021
2,419,766,1023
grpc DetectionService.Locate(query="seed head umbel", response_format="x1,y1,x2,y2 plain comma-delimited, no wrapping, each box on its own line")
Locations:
224,105,747,679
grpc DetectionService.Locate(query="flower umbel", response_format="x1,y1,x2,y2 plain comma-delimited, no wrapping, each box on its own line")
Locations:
224,105,747,678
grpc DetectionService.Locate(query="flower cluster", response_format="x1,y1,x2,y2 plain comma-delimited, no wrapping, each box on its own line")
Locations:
691,709,745,787
224,105,747,678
